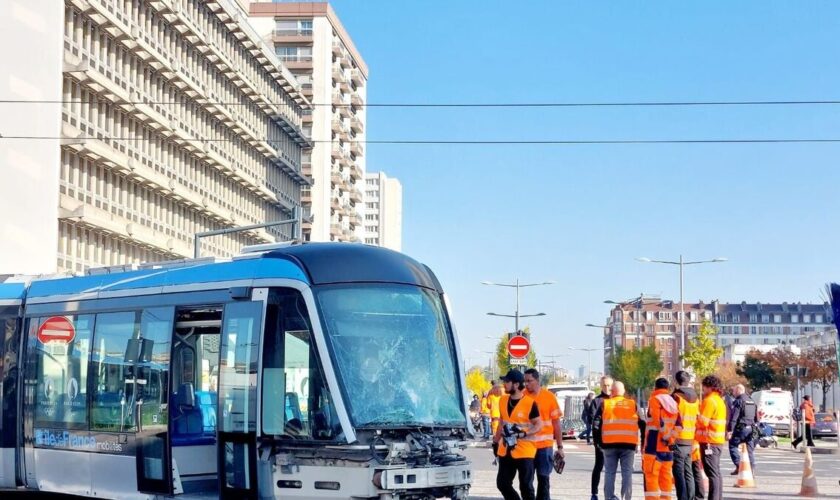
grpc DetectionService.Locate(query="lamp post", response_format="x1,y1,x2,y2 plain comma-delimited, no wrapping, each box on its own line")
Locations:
482,279,554,333
637,256,727,368
569,346,605,387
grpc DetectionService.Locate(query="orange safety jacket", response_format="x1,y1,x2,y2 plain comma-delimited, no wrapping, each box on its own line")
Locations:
496,394,539,459
644,388,679,455
697,392,727,445
674,394,699,446
529,388,562,449
601,396,641,447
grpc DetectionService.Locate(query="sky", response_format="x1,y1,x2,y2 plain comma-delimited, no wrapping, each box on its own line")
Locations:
326,1,840,374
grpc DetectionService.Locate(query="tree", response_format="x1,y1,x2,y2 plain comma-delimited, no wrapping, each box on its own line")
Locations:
737,353,775,391
608,346,663,397
717,359,747,390
682,319,724,378
800,344,839,411
465,368,491,398
493,328,537,376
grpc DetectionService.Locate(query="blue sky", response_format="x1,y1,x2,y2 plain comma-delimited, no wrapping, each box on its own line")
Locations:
328,1,840,373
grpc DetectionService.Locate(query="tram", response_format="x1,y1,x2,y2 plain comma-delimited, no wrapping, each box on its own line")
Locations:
0,243,473,499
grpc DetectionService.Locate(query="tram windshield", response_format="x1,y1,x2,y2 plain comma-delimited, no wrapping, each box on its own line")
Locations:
316,284,465,429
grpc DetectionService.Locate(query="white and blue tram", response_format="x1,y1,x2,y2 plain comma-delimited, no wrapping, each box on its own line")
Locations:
0,243,473,499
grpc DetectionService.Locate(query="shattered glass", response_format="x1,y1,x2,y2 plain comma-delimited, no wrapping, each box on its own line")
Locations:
316,284,465,428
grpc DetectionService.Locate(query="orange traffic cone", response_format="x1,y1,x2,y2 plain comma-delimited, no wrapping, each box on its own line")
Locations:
799,446,819,497
734,444,756,488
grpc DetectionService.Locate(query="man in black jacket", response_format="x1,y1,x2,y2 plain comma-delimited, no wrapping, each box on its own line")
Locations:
727,384,757,474
587,376,614,500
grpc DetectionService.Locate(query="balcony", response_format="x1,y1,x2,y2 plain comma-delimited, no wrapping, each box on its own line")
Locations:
332,40,343,57
272,29,314,43
277,54,313,70
350,140,364,157
350,92,364,107
350,68,364,86
331,143,343,160
350,114,364,133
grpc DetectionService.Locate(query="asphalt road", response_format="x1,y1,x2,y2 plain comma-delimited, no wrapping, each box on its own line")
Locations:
465,438,840,499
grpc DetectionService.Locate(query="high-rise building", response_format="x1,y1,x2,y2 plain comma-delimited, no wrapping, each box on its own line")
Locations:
601,297,834,375
249,2,367,243
0,0,310,274
364,172,402,251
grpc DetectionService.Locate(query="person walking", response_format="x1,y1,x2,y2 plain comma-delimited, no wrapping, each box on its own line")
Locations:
490,381,503,436
643,377,679,500
589,376,614,500
726,384,757,474
493,369,543,500
791,395,816,449
672,370,700,500
696,375,727,500
524,369,565,500
481,391,492,439
580,392,595,444
597,381,644,500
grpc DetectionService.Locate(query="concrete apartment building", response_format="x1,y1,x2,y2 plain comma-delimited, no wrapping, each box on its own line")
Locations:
0,0,310,275
248,1,367,243
363,171,402,251
602,297,834,375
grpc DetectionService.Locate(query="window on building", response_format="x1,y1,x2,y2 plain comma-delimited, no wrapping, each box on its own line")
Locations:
645,312,654,321
762,314,769,323
816,314,824,323
750,326,756,335
803,314,811,323
659,312,672,321
750,313,757,322
773,314,782,323
791,314,799,323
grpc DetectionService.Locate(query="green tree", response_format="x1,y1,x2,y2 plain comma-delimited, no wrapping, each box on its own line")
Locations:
682,319,724,378
737,354,775,390
493,328,537,376
608,346,663,397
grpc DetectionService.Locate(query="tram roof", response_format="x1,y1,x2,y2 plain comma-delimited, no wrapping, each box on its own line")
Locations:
0,243,442,302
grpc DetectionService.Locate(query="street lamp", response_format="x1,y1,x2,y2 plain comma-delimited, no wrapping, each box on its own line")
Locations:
569,346,605,387
482,280,554,333
637,256,727,368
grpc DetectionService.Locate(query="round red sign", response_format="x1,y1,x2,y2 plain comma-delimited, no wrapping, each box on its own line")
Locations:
37,316,76,344
507,335,530,359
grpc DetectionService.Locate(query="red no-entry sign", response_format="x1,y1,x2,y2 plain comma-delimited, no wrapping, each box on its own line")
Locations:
507,335,530,359
37,316,76,344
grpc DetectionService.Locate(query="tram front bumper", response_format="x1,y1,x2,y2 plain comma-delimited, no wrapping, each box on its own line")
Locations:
372,463,472,492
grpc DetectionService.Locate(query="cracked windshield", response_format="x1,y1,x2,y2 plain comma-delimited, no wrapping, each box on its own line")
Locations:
316,284,464,427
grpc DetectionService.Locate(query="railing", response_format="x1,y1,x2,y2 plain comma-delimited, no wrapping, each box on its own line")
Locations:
273,29,313,37
277,54,313,62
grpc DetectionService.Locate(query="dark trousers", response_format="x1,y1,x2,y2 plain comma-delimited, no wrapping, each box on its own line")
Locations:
497,454,536,500
591,445,605,494
672,444,695,500
792,423,815,448
534,447,553,500
728,427,755,469
579,421,592,442
692,459,705,499
700,444,722,500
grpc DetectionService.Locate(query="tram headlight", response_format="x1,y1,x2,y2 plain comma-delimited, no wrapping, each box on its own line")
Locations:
372,470,384,489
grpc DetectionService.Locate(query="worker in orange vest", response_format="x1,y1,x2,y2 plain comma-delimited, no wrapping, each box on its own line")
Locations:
596,381,645,500
671,370,700,500
792,395,816,449
643,377,679,500
696,375,727,500
524,368,565,500
493,369,543,500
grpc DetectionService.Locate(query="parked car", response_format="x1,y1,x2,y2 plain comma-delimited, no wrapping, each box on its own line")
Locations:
813,412,838,439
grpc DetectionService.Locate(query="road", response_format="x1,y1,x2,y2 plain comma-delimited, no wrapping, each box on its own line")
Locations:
465,438,840,499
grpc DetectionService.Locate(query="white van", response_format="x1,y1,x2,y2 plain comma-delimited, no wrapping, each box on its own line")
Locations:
752,388,794,436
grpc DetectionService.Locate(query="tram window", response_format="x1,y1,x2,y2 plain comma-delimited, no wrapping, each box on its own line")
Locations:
261,289,341,441
89,308,173,432
31,314,94,430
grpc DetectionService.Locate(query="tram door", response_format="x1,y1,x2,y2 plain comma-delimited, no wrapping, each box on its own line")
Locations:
217,291,266,500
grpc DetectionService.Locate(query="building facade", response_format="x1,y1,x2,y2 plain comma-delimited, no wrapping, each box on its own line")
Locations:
603,297,834,376
249,2,367,243
363,171,402,251
2,0,311,275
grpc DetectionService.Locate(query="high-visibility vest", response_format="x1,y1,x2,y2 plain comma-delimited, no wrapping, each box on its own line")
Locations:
697,392,727,444
675,396,699,445
497,394,538,459
489,394,501,419
645,389,679,454
602,396,640,446
528,388,562,449
480,397,490,415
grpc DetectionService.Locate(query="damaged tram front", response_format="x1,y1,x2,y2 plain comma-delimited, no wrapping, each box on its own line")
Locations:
0,243,473,499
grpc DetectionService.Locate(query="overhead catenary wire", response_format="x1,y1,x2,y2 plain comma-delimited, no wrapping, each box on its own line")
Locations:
2,98,840,108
